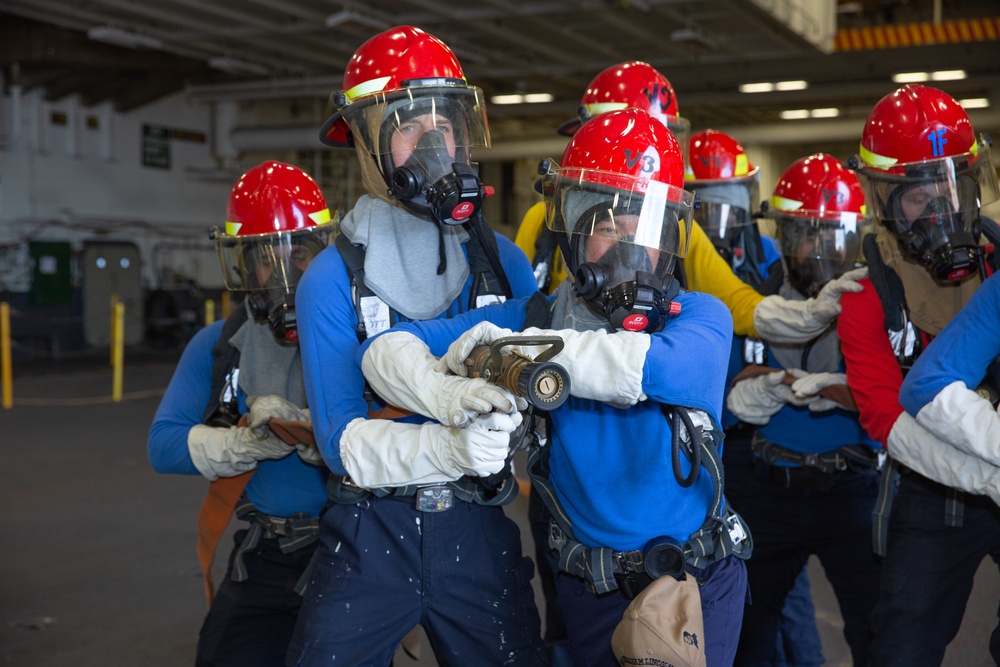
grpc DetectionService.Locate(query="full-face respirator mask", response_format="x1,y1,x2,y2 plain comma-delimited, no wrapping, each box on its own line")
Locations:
380,100,493,226
572,237,681,333
889,186,984,282
557,198,683,334
849,149,996,284
215,230,329,347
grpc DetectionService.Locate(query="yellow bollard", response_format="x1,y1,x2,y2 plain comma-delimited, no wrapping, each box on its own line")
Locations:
109,293,119,366
221,291,231,319
1,302,12,409
111,301,125,402
204,299,215,326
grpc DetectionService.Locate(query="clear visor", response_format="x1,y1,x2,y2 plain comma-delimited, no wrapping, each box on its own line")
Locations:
214,223,336,292
345,86,490,166
856,140,999,237
687,178,760,247
545,167,693,287
773,211,871,295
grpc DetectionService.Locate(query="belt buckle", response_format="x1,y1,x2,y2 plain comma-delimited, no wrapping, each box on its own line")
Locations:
415,484,455,512
266,516,293,537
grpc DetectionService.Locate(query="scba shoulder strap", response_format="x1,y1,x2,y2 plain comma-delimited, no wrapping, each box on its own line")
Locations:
204,304,249,426
335,224,512,344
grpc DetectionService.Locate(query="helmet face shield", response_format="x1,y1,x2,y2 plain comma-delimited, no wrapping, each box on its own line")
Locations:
857,141,999,241
546,168,693,288
215,223,335,294
345,85,490,169
774,211,870,297
688,177,760,245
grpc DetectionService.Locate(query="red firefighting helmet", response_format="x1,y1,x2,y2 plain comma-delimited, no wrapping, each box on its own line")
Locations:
215,161,335,292
557,61,691,151
319,26,487,151
686,129,757,181
770,154,868,297
543,107,694,264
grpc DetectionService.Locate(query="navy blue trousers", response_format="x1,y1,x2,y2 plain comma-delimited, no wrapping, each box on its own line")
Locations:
734,465,881,667
555,554,748,667
869,473,1000,666
723,429,824,667
286,495,547,667
196,529,316,667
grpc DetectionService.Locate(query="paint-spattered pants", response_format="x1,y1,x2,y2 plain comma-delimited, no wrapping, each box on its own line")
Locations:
286,495,548,667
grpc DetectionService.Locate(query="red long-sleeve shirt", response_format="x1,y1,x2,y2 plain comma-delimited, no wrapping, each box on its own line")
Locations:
837,280,907,447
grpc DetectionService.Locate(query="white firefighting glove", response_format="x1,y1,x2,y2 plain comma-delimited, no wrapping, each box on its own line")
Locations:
436,322,651,408
363,331,522,427
888,411,1000,506
753,267,867,344
435,321,515,376
246,395,323,466
790,371,852,412
726,370,810,425
914,381,1000,467
339,411,523,488
247,395,309,433
187,424,295,480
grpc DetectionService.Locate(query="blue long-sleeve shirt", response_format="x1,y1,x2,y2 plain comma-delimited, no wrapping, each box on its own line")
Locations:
901,271,1000,415
296,232,538,476
363,290,734,551
147,320,329,517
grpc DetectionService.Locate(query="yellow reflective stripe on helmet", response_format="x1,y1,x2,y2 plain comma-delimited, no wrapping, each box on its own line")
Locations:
309,208,332,224
859,145,898,169
970,138,980,156
735,154,749,177
344,76,392,103
770,194,803,212
584,102,627,116
224,221,243,236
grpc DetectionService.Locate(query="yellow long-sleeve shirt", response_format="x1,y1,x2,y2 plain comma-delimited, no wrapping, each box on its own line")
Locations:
514,200,763,337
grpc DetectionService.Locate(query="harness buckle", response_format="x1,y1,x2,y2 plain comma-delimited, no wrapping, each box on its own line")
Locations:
267,516,295,537
548,520,567,554
415,484,455,512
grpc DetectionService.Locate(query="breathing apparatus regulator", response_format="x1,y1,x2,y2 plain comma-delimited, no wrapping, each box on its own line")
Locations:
572,247,682,333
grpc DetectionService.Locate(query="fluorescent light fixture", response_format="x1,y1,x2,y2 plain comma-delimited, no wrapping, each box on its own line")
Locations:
893,71,930,83
490,93,553,105
208,57,270,76
87,26,163,50
893,69,966,83
780,109,810,119
491,94,524,105
959,97,991,109
931,69,966,81
740,80,808,93
810,107,840,118
775,79,808,91
739,82,774,93
780,107,840,119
